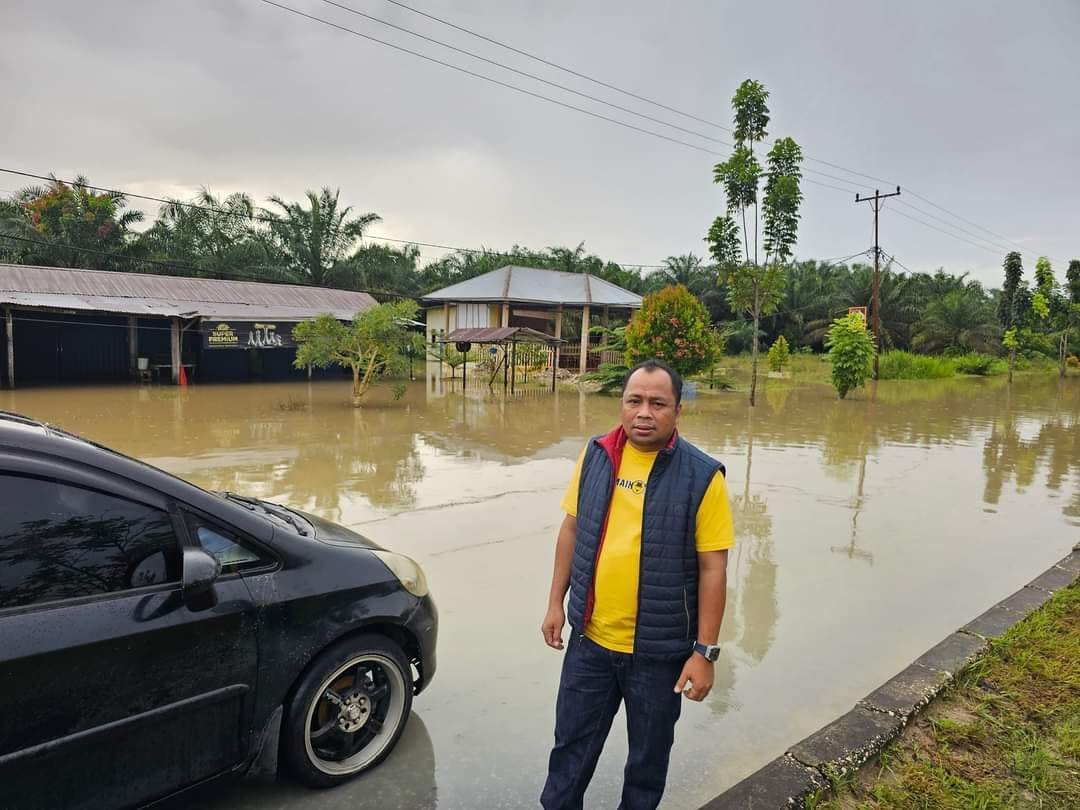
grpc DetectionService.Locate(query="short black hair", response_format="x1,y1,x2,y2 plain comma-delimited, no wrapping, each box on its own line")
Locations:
621,359,683,404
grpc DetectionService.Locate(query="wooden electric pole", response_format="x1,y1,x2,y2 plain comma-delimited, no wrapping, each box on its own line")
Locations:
855,186,901,378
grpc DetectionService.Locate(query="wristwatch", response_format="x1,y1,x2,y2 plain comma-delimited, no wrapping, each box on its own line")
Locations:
693,641,721,662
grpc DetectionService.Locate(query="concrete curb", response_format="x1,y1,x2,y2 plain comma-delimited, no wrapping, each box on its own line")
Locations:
700,544,1080,809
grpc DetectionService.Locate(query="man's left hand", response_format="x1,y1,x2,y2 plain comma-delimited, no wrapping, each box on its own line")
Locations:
674,653,714,701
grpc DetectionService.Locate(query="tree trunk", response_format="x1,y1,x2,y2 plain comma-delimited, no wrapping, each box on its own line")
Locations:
1008,348,1016,384
750,289,760,407
351,364,362,408
1060,331,1068,378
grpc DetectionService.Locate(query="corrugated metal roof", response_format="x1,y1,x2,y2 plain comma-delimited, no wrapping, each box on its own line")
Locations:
0,263,376,321
421,266,642,308
444,327,563,343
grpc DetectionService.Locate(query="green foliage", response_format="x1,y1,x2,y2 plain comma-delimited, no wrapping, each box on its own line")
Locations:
1067,355,1079,369
762,137,803,263
707,78,802,406
139,189,276,278
624,285,723,377
912,287,1000,354
953,352,1006,376
767,335,790,372
999,251,1026,329
265,187,380,288
0,175,143,269
1003,327,1019,351
731,80,770,143
1067,260,1080,304
826,313,875,399
877,350,956,380
293,299,420,406
1034,256,1055,296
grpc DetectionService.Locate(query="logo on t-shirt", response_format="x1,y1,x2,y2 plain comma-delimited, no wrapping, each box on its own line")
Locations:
616,478,646,496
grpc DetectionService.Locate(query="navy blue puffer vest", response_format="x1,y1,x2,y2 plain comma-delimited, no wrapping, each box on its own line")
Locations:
567,426,725,658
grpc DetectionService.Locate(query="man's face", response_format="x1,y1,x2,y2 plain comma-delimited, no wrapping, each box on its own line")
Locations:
621,368,681,451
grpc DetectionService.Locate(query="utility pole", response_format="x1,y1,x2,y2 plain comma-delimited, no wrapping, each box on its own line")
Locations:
855,186,900,378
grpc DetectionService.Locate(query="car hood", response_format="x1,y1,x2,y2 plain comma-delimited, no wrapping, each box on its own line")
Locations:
291,507,386,551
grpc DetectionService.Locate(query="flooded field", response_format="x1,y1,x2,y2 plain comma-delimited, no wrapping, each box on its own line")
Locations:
3,373,1077,809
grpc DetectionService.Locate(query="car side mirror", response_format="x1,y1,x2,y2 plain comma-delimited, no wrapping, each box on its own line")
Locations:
182,547,221,608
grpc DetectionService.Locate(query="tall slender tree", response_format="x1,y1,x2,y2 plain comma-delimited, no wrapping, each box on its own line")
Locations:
999,251,1026,383
707,80,803,405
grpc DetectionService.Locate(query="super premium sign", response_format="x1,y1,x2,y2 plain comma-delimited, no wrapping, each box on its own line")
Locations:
202,321,297,350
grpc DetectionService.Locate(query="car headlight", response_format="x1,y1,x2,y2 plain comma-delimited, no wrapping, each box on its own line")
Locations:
371,550,429,597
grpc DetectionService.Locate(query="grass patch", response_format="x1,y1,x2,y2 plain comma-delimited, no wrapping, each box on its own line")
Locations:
816,582,1080,809
877,350,957,380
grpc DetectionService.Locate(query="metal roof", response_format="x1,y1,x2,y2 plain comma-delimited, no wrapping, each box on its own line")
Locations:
0,263,377,321
443,326,563,344
421,265,642,308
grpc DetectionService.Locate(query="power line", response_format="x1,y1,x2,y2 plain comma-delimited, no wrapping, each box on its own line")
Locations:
314,0,734,149
368,0,1047,258
377,0,734,133
307,4,888,197
889,208,1003,256
252,1,872,201
0,168,672,269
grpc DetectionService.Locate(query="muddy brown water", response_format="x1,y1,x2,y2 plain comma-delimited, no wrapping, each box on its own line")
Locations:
4,372,1077,809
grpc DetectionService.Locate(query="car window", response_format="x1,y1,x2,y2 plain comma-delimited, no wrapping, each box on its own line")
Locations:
0,474,181,610
188,517,263,570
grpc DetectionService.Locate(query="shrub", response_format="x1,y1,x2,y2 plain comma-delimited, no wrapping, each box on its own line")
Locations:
954,352,1006,376
877,351,956,380
624,285,723,377
767,335,790,373
1067,355,1079,369
826,313,875,399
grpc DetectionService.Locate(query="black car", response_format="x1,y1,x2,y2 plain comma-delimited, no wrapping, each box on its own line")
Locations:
0,411,437,809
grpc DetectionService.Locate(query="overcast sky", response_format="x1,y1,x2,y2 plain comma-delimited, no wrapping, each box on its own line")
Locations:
2,0,1077,286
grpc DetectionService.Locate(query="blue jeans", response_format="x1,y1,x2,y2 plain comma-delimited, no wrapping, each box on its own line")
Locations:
541,633,686,810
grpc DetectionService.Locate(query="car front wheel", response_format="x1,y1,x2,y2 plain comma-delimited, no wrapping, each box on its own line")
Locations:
283,635,413,787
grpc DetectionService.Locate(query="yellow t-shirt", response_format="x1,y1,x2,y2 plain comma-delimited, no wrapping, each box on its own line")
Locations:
561,441,734,653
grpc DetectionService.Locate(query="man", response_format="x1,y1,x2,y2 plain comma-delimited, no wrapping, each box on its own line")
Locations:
540,359,734,810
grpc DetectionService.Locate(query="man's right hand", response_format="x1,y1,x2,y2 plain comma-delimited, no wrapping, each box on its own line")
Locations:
541,604,566,650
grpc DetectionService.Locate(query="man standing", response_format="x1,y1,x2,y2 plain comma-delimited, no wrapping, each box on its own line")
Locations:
540,359,734,810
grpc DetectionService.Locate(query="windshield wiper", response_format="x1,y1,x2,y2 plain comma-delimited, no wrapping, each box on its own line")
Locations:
221,492,311,537
260,502,312,537
222,491,264,511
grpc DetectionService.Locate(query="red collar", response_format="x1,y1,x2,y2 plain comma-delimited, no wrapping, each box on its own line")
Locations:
596,425,678,470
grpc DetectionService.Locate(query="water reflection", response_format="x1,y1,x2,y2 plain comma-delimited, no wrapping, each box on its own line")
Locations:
3,375,1078,809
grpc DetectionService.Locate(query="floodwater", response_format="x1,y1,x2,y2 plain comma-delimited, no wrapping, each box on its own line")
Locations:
3,371,1078,809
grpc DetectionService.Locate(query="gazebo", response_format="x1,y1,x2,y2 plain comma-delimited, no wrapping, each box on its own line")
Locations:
421,265,642,377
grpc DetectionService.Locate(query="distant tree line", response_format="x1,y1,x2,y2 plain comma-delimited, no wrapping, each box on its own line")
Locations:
1,174,1077,362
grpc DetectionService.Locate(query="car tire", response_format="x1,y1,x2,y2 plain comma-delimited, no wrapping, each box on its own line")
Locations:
282,634,413,788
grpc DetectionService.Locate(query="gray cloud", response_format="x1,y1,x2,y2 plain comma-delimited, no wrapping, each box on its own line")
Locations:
2,0,1077,284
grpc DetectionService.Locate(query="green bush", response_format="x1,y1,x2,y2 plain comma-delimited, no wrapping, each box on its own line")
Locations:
877,350,956,380
767,335,790,373
624,285,723,377
953,352,1006,376
826,313,876,399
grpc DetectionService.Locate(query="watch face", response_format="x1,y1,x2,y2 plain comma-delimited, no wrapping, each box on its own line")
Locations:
706,647,720,662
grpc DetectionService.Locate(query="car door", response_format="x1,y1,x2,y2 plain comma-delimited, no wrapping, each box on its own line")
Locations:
0,458,260,810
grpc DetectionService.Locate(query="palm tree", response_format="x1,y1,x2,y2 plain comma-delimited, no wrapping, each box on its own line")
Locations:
776,260,844,348
265,188,380,288
1,175,143,270
139,189,279,279
912,288,1000,353
829,263,919,349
